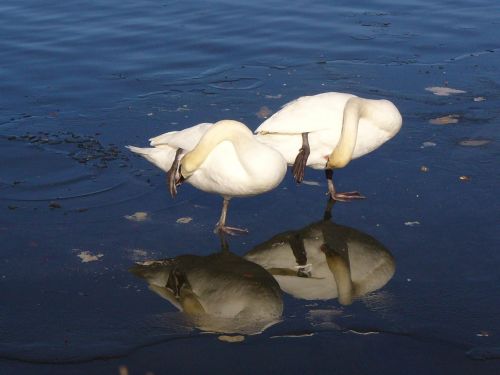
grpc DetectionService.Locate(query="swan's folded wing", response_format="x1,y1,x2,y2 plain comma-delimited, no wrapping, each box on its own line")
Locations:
149,123,212,150
255,92,354,134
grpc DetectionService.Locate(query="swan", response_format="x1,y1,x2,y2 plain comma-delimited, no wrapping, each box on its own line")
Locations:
255,92,402,201
130,248,283,335
127,120,287,234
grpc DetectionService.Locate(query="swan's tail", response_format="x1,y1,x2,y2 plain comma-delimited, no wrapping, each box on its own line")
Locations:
126,145,151,156
129,259,176,285
126,145,178,173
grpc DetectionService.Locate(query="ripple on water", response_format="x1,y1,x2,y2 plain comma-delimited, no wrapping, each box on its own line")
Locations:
208,77,263,91
0,138,148,209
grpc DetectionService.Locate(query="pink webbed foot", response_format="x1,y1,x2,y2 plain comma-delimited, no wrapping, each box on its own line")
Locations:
214,224,249,236
325,169,365,202
328,191,366,202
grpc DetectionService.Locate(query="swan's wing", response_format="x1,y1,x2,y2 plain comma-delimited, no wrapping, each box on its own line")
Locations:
149,123,212,150
255,92,355,134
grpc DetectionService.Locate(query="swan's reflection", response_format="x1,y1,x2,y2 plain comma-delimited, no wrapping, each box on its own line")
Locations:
130,243,283,335
244,204,395,305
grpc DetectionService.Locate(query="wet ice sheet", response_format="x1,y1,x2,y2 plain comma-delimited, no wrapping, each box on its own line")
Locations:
1,0,499,373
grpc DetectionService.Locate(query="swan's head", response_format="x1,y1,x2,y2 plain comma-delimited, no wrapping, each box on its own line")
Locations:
326,150,350,169
327,137,354,169
326,98,402,170
180,119,251,178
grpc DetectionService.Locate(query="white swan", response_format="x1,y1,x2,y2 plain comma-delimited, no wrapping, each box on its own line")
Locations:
255,92,402,201
127,120,287,234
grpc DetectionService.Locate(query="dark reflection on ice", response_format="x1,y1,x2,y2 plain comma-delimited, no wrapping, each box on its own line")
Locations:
245,203,395,305
131,243,283,335
131,203,395,338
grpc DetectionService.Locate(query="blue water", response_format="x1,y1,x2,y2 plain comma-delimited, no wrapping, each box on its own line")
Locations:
1,0,499,374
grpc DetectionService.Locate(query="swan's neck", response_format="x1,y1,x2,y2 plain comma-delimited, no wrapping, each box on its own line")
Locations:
325,252,354,305
326,97,402,169
179,288,205,316
327,97,364,169
180,120,253,177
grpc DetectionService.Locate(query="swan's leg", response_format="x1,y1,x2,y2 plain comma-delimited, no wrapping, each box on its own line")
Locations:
218,232,230,252
215,197,229,231
325,169,366,202
167,148,183,198
323,198,336,221
288,232,310,277
292,132,310,183
214,198,248,236
326,169,335,197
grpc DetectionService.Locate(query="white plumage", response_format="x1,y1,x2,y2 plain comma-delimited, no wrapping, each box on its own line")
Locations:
127,122,211,172
127,120,287,234
255,92,402,200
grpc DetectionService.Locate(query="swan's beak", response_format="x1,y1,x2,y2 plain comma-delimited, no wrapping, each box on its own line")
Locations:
326,153,349,169
179,164,191,180
325,156,337,170
176,172,186,185
325,157,333,169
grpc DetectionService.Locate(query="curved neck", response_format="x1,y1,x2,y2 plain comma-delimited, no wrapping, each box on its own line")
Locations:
180,121,252,177
327,97,365,169
325,252,354,305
